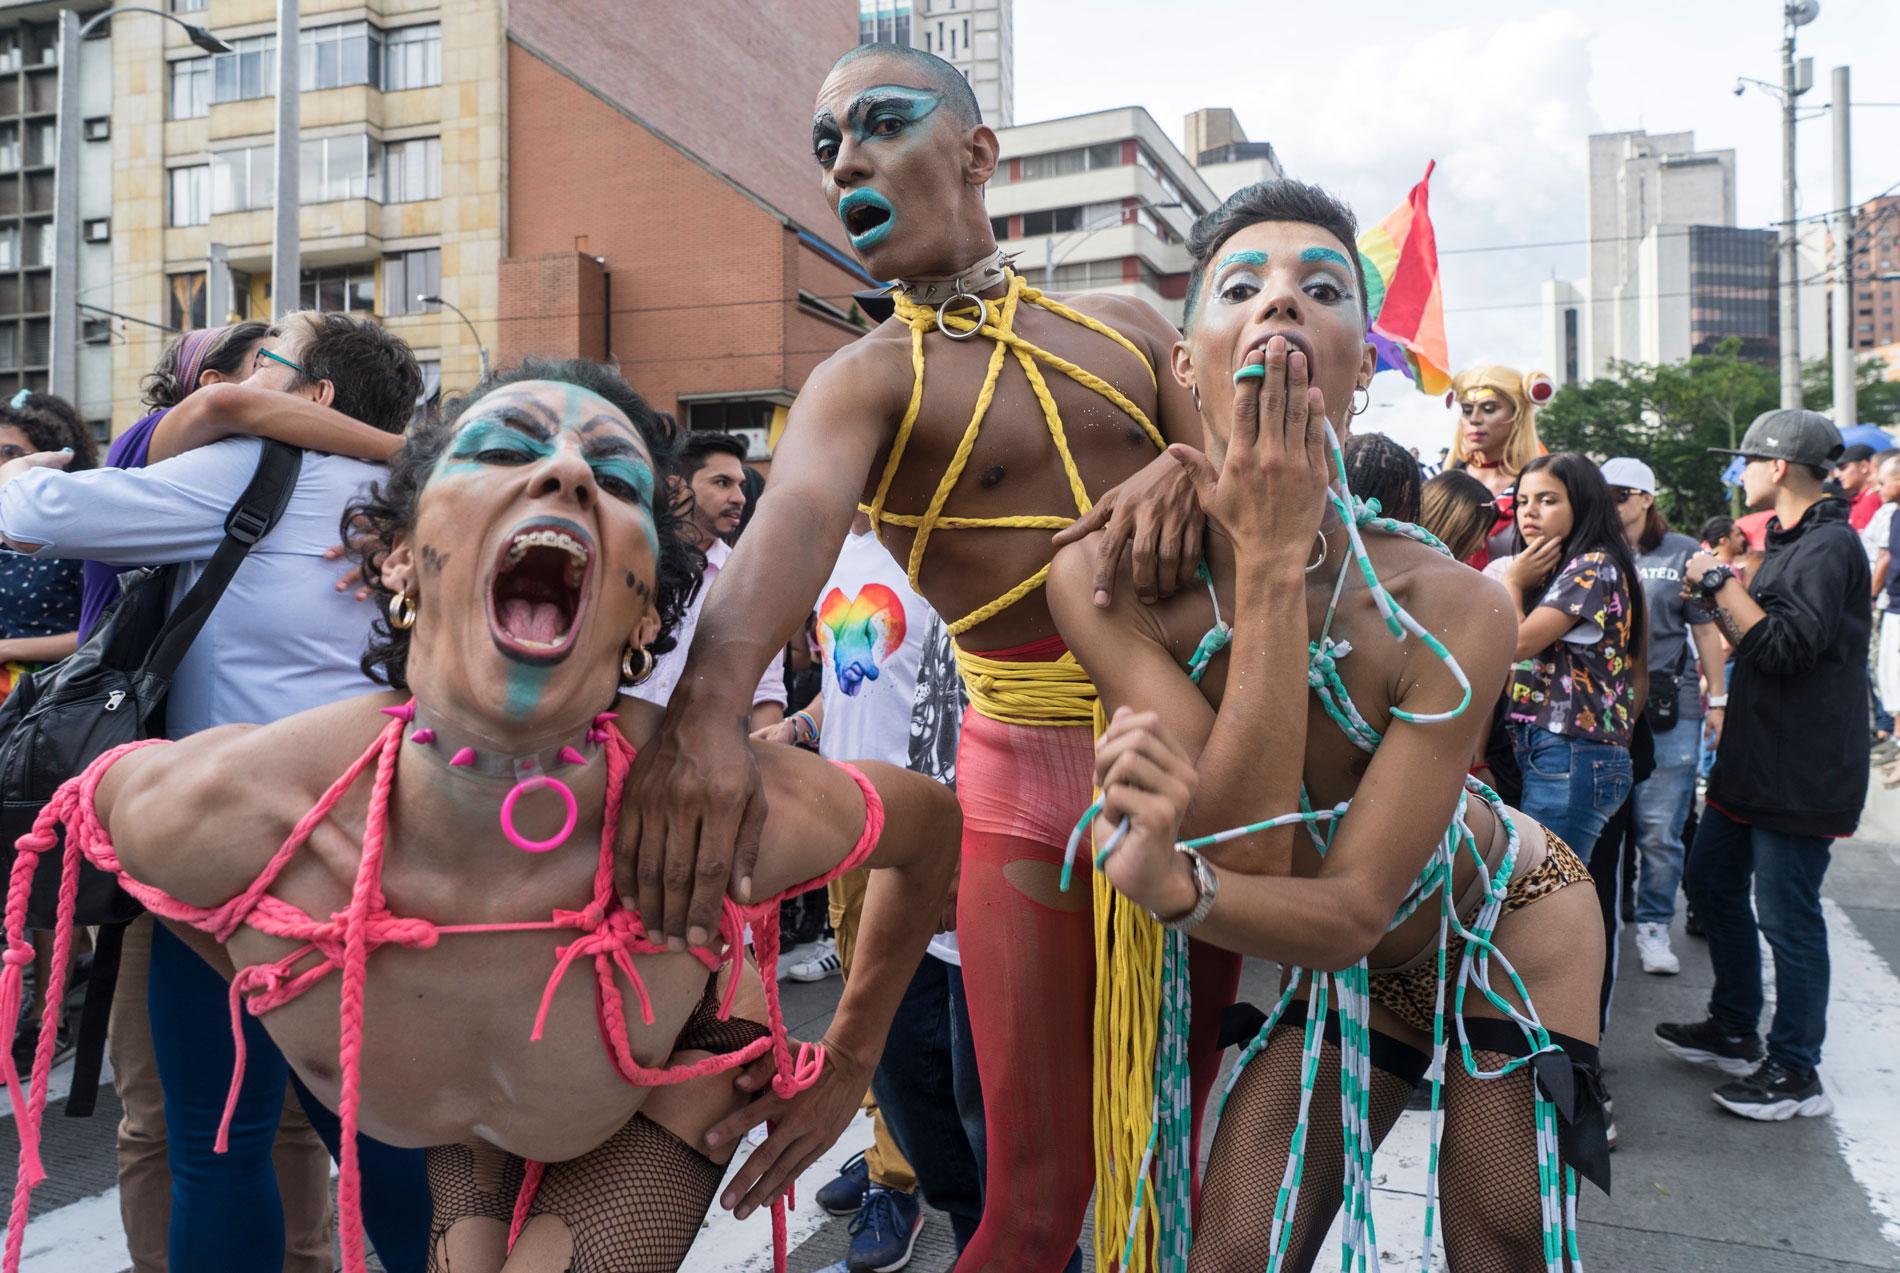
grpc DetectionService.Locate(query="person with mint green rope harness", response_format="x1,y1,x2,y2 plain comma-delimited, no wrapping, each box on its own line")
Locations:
1046,180,1609,1273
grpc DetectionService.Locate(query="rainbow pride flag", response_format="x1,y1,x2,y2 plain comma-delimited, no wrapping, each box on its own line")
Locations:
1356,161,1450,397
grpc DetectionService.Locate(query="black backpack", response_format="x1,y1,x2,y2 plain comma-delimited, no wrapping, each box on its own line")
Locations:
0,440,302,1112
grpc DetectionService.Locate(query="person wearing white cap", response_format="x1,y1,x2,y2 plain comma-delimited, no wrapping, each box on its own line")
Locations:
1601,457,1729,978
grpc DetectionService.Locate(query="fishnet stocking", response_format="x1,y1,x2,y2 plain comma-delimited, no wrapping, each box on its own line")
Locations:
523,1113,725,1272
1190,1022,1415,1273
1440,1048,1568,1272
426,1140,527,1273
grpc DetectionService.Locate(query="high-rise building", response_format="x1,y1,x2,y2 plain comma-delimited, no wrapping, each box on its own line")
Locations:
1182,107,1282,201
47,0,882,459
858,0,1013,127
1848,193,1900,353
1,2,114,435
988,106,1218,326
1542,128,1784,385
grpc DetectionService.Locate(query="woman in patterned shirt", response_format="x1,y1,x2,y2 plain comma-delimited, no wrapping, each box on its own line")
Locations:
1494,452,1647,856
0,390,96,700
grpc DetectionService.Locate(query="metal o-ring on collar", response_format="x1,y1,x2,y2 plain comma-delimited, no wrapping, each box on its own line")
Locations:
936,292,989,341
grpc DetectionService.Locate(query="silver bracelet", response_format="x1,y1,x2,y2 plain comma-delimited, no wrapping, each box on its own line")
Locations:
1154,845,1218,933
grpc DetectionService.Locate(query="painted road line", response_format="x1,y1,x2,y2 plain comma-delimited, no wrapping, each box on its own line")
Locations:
1819,898,1900,1251
680,1108,874,1272
0,1187,130,1273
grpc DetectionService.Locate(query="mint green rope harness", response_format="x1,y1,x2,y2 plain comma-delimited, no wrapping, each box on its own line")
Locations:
1061,426,1585,1272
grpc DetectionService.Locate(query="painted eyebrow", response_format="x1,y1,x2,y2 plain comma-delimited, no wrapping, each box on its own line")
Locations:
812,110,840,138
1300,247,1354,271
461,407,552,442
1215,250,1269,273
581,434,641,461
844,85,933,124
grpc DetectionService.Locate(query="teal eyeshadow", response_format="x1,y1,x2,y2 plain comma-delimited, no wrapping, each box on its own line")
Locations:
851,85,942,141
1300,247,1353,270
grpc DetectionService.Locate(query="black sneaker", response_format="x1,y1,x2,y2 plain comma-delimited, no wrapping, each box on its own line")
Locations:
1685,907,1705,939
1654,1018,1765,1076
1712,1058,1832,1121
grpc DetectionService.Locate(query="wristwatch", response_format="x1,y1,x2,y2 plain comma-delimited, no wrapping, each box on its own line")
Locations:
1695,565,1735,598
1155,845,1218,933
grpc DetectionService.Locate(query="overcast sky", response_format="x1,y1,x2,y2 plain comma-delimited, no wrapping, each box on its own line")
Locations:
1014,0,1900,452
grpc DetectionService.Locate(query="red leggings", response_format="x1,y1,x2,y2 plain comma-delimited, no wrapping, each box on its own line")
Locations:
951,712,1240,1272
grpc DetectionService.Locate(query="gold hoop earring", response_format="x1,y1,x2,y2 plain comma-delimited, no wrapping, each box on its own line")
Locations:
621,643,655,687
387,592,416,630
1351,384,1370,417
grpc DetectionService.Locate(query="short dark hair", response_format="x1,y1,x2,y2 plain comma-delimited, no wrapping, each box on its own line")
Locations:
832,43,982,128
1342,431,1420,523
276,311,423,435
676,430,749,481
141,320,273,411
1699,515,1735,546
0,390,96,471
344,358,703,691
1184,179,1370,330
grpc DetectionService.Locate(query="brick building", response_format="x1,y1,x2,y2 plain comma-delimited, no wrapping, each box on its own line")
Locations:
53,0,878,452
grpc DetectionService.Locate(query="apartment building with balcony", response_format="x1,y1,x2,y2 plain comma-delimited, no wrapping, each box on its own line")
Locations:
987,107,1218,327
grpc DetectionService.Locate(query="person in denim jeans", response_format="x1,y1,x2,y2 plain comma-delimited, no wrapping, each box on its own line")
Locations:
1603,457,1731,977
1492,453,1644,856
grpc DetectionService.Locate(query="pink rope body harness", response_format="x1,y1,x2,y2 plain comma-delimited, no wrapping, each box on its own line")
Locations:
0,704,886,1273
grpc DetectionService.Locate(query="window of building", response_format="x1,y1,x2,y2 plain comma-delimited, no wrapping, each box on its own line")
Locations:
382,248,441,315
383,24,442,91
83,218,109,243
1017,143,1122,183
301,133,380,202
172,0,208,12
300,264,375,314
82,317,112,344
1019,206,1082,236
0,226,16,271
0,31,21,74
83,116,109,142
989,216,1011,241
169,272,207,332
412,358,441,428
171,57,209,119
384,137,441,203
22,220,51,268
210,145,274,213
0,124,17,174
302,21,382,91
170,164,209,226
212,36,276,104
1048,259,1128,290
25,122,55,168
23,319,47,367
0,325,15,370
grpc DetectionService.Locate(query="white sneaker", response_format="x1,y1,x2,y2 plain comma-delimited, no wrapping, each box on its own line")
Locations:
1636,922,1680,975
787,936,842,983
777,939,823,981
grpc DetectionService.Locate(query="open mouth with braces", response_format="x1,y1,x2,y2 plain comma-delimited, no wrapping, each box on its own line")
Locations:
486,520,594,663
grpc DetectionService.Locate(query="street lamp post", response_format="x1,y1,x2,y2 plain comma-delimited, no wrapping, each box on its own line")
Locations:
420,295,490,382
51,7,230,401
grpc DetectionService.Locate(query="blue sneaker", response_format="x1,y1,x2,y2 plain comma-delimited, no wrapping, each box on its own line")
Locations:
816,1150,870,1216
847,1186,924,1272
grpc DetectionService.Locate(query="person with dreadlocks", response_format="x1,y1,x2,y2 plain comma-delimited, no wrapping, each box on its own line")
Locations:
616,44,1234,1270
0,360,959,1273
1049,180,1610,1272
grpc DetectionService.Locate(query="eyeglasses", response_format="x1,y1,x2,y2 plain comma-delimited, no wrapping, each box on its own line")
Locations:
1612,487,1644,504
254,347,307,377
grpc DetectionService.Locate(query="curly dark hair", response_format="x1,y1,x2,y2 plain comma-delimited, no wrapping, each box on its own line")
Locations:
0,390,97,471
344,358,704,691
141,321,272,411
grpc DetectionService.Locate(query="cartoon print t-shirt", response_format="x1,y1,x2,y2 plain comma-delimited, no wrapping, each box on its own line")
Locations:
1505,550,1637,746
815,529,929,769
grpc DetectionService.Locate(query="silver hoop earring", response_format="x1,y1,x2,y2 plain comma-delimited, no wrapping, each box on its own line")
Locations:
1351,385,1370,417
1191,384,1203,413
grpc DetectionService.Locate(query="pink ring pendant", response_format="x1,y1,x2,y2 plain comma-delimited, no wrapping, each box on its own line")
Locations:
500,775,579,853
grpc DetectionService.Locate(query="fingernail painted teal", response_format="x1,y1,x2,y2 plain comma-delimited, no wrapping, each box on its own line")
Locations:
837,187,897,250
1234,364,1268,383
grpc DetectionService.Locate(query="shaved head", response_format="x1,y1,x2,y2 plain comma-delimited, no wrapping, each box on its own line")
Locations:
831,43,981,128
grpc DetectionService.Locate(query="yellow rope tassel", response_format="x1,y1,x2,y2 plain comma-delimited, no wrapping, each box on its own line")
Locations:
950,645,1096,728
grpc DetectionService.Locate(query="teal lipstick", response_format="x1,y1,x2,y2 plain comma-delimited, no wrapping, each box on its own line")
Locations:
838,188,896,251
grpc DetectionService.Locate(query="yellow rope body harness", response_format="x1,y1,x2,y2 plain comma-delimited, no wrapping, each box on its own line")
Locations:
858,266,1176,1266
860,268,1167,727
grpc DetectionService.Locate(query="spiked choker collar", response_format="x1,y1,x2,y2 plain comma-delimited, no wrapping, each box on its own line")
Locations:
897,247,1015,306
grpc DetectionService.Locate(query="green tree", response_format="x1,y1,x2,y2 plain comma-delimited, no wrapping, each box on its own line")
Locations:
1801,354,1900,426
1538,337,1779,528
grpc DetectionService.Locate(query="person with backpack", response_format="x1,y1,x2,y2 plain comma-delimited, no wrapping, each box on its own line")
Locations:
0,312,432,1273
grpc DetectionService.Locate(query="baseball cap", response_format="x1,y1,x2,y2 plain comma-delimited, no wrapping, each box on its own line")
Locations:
1834,443,1876,467
1707,408,1844,468
1599,456,1657,494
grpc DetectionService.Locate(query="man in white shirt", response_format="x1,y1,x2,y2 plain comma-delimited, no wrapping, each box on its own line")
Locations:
1863,454,1900,756
626,431,785,727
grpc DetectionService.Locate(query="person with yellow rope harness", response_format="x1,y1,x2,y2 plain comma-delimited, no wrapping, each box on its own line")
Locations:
615,43,1243,1268
1050,181,1611,1271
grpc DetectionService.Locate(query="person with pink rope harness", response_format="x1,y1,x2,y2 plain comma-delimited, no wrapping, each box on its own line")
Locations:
1,359,959,1273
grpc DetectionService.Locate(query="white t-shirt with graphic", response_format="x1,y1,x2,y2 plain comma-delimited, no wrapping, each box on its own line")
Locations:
815,530,929,768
